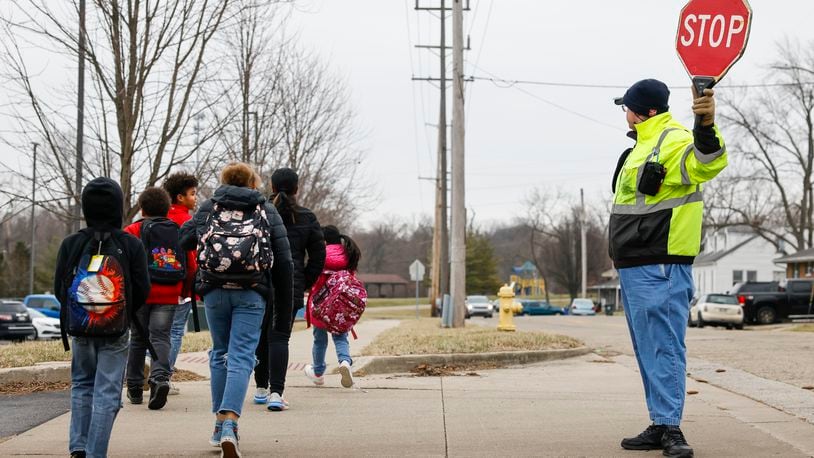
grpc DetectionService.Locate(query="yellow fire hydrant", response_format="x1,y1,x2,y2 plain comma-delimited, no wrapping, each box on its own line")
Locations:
497,284,523,332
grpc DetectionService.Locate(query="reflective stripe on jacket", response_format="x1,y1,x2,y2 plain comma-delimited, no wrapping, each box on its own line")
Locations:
609,112,727,268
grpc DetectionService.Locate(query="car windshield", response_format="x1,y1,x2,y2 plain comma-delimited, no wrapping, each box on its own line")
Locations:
0,302,27,313
467,296,490,303
572,299,593,309
524,301,544,307
27,308,45,318
706,294,739,305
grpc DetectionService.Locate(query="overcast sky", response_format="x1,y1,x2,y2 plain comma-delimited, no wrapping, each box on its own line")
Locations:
3,1,814,229
285,0,814,228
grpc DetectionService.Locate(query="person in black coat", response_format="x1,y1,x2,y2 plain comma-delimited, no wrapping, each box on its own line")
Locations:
253,167,325,411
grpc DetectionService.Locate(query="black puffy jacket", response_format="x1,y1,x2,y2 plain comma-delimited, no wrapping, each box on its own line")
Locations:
279,206,325,309
180,185,294,332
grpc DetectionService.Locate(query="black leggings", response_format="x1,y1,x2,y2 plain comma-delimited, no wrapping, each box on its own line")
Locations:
254,305,297,394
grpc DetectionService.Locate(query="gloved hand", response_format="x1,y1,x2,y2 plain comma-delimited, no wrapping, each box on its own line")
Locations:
692,88,715,127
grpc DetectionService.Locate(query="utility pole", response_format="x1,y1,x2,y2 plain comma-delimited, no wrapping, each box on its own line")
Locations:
449,0,466,328
74,0,86,232
414,0,449,317
580,188,587,298
29,143,39,295
413,0,469,317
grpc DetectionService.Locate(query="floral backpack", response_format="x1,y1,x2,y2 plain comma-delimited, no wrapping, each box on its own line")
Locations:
309,270,367,337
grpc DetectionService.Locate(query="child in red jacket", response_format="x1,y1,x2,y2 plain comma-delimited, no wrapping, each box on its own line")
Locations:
124,187,188,410
162,172,199,395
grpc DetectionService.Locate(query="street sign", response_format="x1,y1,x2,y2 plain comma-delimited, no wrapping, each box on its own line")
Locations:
676,0,752,94
409,260,426,282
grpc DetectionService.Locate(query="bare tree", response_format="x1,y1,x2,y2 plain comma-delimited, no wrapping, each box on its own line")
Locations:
2,1,232,223
715,40,814,252
522,188,610,300
207,1,369,228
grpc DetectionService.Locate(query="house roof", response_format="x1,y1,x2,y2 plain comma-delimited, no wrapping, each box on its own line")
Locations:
693,235,758,266
775,247,814,263
358,273,410,285
588,278,620,290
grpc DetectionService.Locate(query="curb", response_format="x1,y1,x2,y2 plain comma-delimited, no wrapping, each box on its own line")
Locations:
357,346,592,375
0,362,71,385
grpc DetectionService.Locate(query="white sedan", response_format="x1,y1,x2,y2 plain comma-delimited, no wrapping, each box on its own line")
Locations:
27,308,61,340
689,294,744,330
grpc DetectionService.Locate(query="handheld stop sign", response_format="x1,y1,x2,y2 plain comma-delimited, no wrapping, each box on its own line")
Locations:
676,0,753,95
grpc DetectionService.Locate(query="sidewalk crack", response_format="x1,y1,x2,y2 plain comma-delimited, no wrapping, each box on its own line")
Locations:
441,375,449,457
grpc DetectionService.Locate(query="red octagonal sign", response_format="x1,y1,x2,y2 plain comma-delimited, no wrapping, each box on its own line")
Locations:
676,0,752,82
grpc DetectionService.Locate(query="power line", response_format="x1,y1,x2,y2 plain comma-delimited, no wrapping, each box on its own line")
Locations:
470,75,814,90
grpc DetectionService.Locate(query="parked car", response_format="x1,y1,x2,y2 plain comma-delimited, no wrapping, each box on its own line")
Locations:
519,300,565,316
570,298,596,316
734,279,813,324
26,308,61,340
689,294,744,329
465,295,494,318
24,294,61,319
0,300,36,341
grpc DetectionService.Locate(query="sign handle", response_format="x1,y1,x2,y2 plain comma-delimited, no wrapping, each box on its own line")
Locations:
692,76,717,128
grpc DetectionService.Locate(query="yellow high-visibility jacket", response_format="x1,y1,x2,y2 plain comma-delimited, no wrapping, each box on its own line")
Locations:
609,112,727,268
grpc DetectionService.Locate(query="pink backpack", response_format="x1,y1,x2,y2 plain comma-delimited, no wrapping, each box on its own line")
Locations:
310,270,367,336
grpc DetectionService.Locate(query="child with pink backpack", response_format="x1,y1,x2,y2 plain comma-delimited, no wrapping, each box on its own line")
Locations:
304,225,366,388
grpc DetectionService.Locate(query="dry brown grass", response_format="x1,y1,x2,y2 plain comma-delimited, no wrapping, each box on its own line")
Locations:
0,340,70,368
361,318,583,356
789,324,814,332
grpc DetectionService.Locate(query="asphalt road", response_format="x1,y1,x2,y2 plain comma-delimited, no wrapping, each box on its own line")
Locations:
0,390,70,442
479,314,814,389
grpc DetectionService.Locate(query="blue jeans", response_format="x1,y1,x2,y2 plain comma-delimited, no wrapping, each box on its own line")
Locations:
619,264,694,426
169,300,192,374
69,333,129,457
312,327,351,376
204,289,265,416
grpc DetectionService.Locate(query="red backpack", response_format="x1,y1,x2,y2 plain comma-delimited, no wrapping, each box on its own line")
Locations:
309,270,367,336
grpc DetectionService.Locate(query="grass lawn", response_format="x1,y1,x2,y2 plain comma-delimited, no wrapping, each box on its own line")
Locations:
789,324,814,332
366,297,429,307
361,318,583,356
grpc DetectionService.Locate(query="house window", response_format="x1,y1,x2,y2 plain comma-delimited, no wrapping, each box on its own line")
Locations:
733,270,743,284
747,270,757,282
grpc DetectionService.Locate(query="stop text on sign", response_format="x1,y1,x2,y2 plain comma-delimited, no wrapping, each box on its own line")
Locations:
679,13,745,48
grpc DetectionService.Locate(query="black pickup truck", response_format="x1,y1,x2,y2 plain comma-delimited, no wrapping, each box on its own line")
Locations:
731,279,814,324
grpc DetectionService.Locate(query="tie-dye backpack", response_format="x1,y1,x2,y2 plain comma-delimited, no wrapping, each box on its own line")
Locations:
63,232,129,339
197,203,273,288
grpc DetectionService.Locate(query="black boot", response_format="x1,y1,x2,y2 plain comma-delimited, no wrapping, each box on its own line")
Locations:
148,379,170,410
661,426,694,458
126,386,143,405
621,424,666,450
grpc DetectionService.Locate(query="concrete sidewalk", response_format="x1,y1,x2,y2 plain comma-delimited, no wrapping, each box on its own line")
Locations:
2,348,813,456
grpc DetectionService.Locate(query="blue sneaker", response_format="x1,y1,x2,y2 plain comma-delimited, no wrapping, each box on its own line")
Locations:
220,419,241,458
209,420,223,447
266,392,289,411
253,387,269,404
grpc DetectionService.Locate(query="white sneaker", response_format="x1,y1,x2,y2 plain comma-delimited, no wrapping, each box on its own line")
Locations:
168,382,180,396
304,365,325,386
266,392,290,411
253,387,270,404
338,361,354,388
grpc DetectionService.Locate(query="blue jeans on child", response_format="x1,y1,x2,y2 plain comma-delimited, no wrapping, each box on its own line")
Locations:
69,332,129,458
619,263,694,427
168,300,192,374
204,289,265,416
311,327,352,376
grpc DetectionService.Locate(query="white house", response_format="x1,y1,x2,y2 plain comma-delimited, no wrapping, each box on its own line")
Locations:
692,226,786,296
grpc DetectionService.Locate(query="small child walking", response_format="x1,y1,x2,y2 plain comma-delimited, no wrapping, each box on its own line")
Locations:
304,225,363,388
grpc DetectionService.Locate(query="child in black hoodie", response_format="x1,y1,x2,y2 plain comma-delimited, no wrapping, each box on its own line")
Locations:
54,178,151,458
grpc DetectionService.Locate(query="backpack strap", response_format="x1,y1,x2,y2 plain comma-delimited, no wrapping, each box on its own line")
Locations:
190,278,200,332
108,230,158,360
60,230,95,352
350,327,358,340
